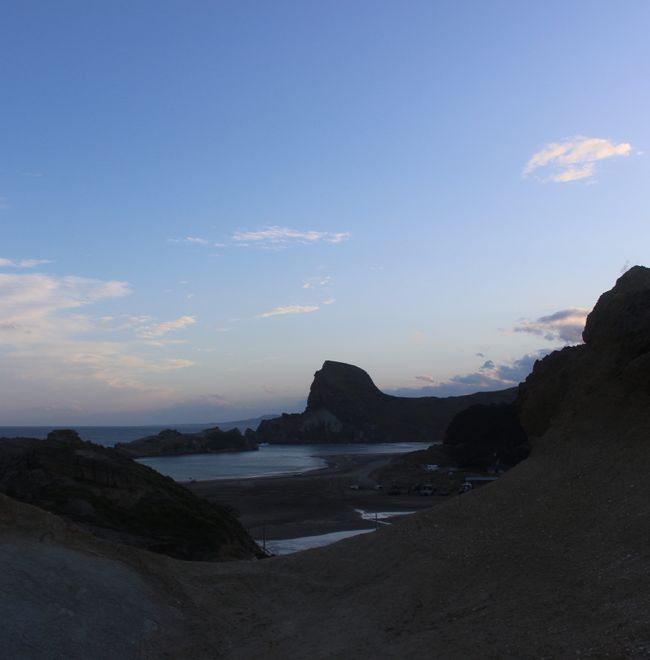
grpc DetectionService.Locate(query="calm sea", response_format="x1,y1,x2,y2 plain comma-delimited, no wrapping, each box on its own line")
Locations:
0,426,432,481
137,442,432,481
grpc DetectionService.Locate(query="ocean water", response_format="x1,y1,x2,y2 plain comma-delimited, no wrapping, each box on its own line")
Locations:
137,442,432,481
0,427,432,481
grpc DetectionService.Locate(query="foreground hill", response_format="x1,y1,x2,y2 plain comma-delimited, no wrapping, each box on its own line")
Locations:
0,430,261,561
3,267,650,658
257,360,517,443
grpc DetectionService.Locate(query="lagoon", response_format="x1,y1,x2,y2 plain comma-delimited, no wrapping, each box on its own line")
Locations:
137,442,432,481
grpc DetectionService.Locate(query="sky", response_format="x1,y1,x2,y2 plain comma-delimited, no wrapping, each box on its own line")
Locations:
1,1,649,424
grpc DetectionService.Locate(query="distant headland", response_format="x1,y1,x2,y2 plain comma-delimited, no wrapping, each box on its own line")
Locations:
256,359,517,443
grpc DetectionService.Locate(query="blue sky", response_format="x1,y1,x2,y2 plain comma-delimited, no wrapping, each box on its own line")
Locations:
1,1,649,424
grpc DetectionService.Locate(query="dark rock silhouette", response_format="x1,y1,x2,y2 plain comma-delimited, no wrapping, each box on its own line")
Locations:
115,425,258,458
0,430,261,561
443,402,529,467
257,360,517,443
519,265,650,439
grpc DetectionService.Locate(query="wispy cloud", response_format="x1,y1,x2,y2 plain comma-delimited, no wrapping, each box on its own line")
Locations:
168,236,211,246
258,304,320,318
513,308,588,343
0,273,194,397
232,226,350,248
391,350,550,397
302,275,332,289
0,274,130,328
54,352,195,391
0,257,51,268
523,136,632,183
0,197,9,210
138,315,197,338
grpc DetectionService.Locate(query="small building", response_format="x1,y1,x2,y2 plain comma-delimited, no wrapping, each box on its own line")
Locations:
463,475,499,489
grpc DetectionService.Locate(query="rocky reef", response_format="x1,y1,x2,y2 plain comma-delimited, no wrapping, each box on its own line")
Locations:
257,360,517,443
0,430,261,561
115,425,258,458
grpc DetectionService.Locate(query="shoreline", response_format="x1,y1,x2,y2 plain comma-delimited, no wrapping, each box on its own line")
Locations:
178,451,378,485
186,452,445,543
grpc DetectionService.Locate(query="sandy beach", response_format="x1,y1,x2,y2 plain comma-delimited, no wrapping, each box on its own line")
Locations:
186,452,445,542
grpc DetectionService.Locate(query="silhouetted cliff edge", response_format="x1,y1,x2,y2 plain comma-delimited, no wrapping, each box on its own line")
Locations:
517,265,650,440
257,360,517,443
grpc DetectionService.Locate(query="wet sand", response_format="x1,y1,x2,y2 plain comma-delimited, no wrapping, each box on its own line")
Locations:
186,452,444,541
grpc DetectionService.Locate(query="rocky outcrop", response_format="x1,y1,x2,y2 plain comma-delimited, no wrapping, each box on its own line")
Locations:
115,425,258,458
518,265,650,439
0,430,261,561
443,402,529,467
257,360,517,443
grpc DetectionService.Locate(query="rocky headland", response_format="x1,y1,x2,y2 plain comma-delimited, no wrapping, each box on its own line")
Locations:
0,429,261,561
257,360,517,443
4,267,650,658
115,425,258,458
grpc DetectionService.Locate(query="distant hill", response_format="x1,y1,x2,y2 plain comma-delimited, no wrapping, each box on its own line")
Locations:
257,360,517,443
115,426,258,458
216,414,280,432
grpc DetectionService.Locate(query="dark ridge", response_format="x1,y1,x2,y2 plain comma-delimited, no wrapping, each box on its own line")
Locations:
257,360,517,443
0,431,262,561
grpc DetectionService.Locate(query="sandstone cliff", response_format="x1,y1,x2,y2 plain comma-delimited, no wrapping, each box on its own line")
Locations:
257,360,517,443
